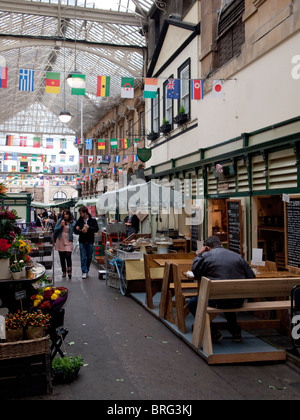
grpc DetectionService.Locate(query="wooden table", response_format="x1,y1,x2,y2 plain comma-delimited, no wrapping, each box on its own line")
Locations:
256,271,300,278
153,259,193,267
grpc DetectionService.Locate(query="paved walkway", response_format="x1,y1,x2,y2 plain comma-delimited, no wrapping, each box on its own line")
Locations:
18,249,300,400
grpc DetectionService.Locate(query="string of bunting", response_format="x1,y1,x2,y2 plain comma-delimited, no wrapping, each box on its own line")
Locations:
0,68,227,99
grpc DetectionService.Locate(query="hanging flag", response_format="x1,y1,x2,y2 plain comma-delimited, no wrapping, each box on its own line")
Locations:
167,78,180,99
11,166,16,172
123,155,128,163
121,77,134,98
122,138,129,149
2,152,7,160
88,156,93,164
89,167,94,174
32,154,38,161
98,139,105,150
79,156,83,164
85,138,93,150
5,135,13,146
12,152,18,161
212,80,224,98
144,78,158,99
69,155,74,162
191,79,204,100
19,69,34,91
20,136,27,147
132,154,138,162
97,76,110,97
111,167,116,174
42,155,47,163
60,154,65,162
46,138,54,149
110,139,118,149
114,155,120,163
51,155,56,163
60,138,67,150
21,155,27,161
71,74,86,96
96,167,101,173
33,137,41,148
97,156,102,163
0,67,8,88
46,72,60,94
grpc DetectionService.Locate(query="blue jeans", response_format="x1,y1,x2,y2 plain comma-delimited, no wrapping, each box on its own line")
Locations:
79,243,94,274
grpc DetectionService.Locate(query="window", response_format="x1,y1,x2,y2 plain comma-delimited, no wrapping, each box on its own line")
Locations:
217,0,245,69
53,191,67,201
178,59,190,116
163,78,173,125
151,88,160,133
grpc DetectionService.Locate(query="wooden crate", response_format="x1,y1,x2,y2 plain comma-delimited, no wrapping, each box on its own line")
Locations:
0,354,52,398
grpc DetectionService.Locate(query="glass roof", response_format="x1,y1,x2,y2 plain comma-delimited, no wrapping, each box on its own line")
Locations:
0,0,155,138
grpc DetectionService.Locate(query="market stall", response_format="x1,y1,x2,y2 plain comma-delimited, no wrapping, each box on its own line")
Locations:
96,181,190,295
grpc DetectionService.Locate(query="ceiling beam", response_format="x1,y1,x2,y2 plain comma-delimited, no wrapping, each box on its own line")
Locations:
0,0,146,26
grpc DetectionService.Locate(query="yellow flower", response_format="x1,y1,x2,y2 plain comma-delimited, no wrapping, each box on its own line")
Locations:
26,245,31,253
45,287,51,291
19,244,25,252
51,294,58,300
33,300,40,307
55,290,61,295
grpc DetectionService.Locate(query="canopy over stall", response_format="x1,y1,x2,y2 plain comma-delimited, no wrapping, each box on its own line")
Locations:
96,181,185,215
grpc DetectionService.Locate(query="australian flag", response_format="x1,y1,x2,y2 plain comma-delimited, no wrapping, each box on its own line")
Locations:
167,78,180,99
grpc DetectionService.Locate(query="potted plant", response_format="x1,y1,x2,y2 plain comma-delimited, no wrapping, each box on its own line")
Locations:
0,238,12,279
173,105,189,125
52,355,84,384
25,311,51,339
160,117,172,135
10,260,23,280
147,131,160,141
5,310,26,342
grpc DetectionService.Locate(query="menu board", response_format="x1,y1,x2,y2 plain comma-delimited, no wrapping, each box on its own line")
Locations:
226,199,242,255
285,197,300,271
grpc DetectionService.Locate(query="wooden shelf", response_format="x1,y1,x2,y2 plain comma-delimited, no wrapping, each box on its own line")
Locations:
258,226,284,232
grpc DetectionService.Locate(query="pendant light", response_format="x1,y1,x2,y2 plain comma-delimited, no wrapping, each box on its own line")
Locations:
67,1,85,90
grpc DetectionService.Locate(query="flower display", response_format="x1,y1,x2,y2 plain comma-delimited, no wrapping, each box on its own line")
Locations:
0,238,12,259
5,311,27,330
25,311,51,328
31,286,68,312
0,206,21,242
0,182,7,198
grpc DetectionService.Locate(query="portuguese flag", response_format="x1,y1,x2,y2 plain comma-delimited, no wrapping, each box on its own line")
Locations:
46,72,60,94
97,76,110,97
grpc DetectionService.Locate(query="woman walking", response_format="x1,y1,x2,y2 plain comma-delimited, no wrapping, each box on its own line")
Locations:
54,210,76,279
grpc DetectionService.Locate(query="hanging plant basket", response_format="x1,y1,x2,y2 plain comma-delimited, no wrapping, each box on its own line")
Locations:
160,123,172,135
173,113,188,125
147,132,160,141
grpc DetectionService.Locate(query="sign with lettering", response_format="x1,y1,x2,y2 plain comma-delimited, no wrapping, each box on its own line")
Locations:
226,199,243,256
285,196,300,271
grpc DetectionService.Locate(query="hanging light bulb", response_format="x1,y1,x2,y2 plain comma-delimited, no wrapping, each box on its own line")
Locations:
67,70,86,89
58,110,72,123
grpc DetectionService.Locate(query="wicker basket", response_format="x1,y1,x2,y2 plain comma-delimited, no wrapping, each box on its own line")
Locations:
0,336,50,360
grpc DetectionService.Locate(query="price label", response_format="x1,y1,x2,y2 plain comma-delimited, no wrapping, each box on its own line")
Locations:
15,290,26,301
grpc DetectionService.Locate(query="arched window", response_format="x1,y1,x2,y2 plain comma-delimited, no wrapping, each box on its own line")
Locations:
53,191,67,201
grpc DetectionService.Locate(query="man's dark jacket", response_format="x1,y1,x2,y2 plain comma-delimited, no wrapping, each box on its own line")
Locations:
192,246,255,280
73,213,99,244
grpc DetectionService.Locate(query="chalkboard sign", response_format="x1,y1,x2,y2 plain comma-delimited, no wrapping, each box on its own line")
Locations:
285,197,300,271
226,199,242,255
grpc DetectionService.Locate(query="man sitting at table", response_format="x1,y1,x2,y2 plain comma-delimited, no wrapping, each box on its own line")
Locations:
188,235,256,343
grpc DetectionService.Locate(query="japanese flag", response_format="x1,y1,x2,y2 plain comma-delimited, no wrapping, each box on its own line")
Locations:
212,80,224,98
88,156,93,163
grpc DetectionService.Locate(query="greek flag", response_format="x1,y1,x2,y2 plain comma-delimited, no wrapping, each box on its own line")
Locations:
19,69,34,91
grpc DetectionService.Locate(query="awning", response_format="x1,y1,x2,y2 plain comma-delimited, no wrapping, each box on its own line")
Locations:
32,200,74,209
96,181,184,214
75,198,98,208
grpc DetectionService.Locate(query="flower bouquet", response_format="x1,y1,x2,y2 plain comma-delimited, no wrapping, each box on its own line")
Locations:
0,182,7,199
31,286,68,313
0,238,12,259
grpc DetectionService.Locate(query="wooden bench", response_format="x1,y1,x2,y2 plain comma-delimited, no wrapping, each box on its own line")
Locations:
144,253,195,309
192,276,300,364
159,262,198,333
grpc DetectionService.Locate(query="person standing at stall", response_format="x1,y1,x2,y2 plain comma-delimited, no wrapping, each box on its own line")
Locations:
74,206,99,279
54,210,76,279
125,208,140,238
